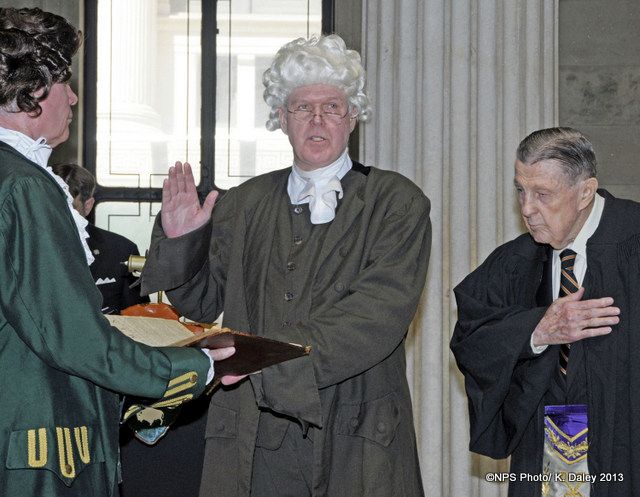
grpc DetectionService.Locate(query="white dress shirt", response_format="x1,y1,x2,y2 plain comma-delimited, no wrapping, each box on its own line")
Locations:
531,192,605,353
550,193,605,298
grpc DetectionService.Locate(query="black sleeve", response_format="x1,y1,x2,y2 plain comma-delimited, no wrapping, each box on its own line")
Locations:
450,248,557,459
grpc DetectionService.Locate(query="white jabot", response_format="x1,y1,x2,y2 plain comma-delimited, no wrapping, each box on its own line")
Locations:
287,149,352,224
0,127,94,265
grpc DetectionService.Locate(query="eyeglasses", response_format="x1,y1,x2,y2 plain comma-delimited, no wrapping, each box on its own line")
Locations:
287,103,356,125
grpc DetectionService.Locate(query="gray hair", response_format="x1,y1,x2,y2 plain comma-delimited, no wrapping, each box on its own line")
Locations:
262,34,371,131
516,127,597,181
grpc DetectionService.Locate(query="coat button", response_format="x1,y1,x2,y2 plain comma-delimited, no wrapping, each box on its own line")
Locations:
349,417,359,428
216,423,225,432
293,206,303,214
284,292,294,301
334,282,345,292
189,373,198,384
339,246,349,257
65,464,73,474
376,422,386,433
286,262,296,271
293,235,303,245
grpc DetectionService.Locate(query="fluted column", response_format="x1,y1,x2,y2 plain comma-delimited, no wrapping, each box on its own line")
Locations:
360,1,557,496
102,0,158,116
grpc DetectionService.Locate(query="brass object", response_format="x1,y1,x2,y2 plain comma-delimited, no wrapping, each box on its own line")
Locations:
126,255,146,273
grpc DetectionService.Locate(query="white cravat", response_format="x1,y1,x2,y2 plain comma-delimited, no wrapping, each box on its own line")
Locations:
287,149,352,224
0,127,94,266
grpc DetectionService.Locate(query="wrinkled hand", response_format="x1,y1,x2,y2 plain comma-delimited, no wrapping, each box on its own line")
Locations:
531,287,620,347
161,161,218,238
203,346,247,386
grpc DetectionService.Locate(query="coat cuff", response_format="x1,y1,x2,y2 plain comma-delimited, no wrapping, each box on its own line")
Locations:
140,217,212,295
251,356,323,428
121,346,210,440
156,346,211,402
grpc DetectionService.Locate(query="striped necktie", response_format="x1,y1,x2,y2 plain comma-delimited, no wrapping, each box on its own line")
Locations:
559,249,579,375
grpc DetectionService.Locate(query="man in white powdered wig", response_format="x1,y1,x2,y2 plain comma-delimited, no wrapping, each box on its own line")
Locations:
140,34,432,497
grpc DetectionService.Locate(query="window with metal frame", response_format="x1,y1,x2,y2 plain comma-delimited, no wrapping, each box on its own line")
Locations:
83,0,331,252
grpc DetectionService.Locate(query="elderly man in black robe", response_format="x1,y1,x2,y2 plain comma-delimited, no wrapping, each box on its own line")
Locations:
451,127,640,497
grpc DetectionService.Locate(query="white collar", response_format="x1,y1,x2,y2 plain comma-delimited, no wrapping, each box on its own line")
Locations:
0,127,52,166
287,149,352,224
290,149,352,187
0,126,94,266
554,192,605,259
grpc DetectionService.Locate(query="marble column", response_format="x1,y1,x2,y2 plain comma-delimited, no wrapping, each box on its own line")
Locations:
96,0,165,187
360,1,557,495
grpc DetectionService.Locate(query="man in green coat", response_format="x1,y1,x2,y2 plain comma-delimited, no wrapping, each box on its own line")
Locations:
142,35,431,497
0,8,238,496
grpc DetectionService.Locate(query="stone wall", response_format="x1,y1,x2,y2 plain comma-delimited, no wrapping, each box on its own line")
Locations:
559,0,640,201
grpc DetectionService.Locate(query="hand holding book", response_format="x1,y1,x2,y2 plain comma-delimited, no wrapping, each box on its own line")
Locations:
107,314,311,445
106,315,311,379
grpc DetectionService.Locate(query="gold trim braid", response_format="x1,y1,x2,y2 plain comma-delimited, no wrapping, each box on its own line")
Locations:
27,428,47,468
74,426,91,464
56,427,76,479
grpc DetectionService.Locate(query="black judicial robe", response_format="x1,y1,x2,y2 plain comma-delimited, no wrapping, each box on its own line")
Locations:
451,190,640,497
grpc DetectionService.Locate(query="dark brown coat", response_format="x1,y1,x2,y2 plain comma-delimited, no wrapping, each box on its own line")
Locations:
142,163,431,497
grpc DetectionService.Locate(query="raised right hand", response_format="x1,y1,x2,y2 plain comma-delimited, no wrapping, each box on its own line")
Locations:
531,287,620,347
161,161,218,238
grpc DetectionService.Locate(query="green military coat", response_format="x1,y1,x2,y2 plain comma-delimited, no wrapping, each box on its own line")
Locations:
142,163,431,497
0,141,211,497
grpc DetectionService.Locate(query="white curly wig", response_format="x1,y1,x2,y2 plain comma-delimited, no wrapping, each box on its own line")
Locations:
262,34,371,131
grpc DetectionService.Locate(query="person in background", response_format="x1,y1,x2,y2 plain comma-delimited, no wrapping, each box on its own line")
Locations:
52,163,149,314
0,8,239,496
141,34,431,497
451,127,638,497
